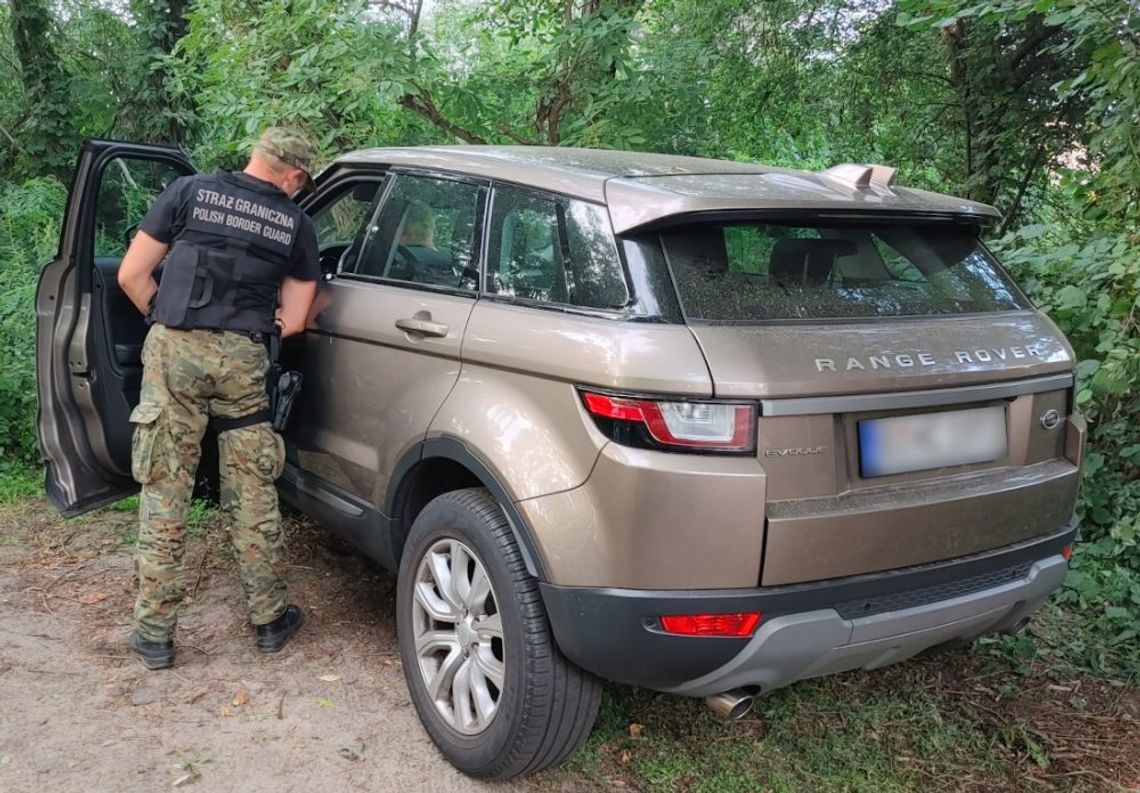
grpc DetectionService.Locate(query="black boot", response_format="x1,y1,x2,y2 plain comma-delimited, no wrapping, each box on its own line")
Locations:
256,605,305,653
129,630,174,670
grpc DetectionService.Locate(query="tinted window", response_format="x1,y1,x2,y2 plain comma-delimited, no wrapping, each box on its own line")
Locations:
313,181,381,247
661,222,1027,321
352,174,481,290
486,186,629,310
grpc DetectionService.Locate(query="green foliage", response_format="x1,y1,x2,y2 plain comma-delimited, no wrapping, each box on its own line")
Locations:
0,462,43,505
170,0,423,166
0,177,67,464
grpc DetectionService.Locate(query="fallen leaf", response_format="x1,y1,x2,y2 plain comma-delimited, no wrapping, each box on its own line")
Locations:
232,691,249,707
337,747,359,762
619,750,632,765
0,755,10,766
172,772,196,787
219,706,231,717
318,674,341,683
78,592,110,605
628,723,644,739
317,698,335,709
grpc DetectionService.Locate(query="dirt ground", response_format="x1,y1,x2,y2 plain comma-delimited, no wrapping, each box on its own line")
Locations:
0,500,600,793
2,497,1138,793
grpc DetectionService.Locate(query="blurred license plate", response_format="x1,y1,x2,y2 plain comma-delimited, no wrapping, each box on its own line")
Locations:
859,406,1007,478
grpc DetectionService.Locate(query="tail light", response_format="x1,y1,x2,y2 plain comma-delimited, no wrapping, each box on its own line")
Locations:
580,390,756,454
659,612,762,637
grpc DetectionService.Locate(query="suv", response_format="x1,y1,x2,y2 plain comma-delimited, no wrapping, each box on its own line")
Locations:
37,142,1083,779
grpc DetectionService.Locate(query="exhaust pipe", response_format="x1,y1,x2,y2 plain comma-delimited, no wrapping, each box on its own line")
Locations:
1003,616,1031,635
706,688,755,720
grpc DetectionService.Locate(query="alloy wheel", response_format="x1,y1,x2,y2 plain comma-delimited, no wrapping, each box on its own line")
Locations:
411,538,506,735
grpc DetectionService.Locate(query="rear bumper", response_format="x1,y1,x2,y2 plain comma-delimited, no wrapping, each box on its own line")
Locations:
540,522,1075,695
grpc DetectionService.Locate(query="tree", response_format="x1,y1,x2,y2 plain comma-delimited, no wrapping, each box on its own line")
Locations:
934,10,1091,226
400,0,648,146
124,0,194,143
7,0,77,178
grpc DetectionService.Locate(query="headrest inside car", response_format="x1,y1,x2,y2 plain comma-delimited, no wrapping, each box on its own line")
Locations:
661,226,729,275
769,238,857,287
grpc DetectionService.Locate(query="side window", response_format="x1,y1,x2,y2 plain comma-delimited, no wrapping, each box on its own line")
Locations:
352,174,482,290
313,181,382,248
486,188,566,302
94,158,187,258
487,185,629,310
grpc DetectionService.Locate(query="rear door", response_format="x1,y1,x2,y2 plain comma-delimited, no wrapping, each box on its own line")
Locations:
656,216,1081,584
36,140,194,516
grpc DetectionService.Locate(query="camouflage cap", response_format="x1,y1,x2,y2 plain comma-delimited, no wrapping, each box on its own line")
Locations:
255,126,318,190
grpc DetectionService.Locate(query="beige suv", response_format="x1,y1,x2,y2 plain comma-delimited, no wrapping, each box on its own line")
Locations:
38,142,1083,779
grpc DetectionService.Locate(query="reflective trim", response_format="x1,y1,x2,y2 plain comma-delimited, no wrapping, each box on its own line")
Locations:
759,372,1074,416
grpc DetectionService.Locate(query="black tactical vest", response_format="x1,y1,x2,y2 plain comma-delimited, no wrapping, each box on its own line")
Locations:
152,170,304,334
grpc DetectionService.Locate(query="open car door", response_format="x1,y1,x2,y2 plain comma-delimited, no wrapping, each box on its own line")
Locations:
36,140,195,516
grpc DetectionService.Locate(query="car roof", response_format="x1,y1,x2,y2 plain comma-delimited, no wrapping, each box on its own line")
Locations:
335,145,1000,234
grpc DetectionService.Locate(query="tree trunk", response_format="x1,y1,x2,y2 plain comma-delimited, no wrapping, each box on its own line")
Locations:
128,0,194,143
8,0,75,179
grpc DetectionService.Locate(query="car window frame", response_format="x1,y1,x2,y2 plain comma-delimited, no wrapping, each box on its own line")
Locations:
337,167,488,300
308,174,388,251
479,180,638,319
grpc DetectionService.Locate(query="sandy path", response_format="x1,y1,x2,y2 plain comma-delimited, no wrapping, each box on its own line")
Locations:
0,505,593,793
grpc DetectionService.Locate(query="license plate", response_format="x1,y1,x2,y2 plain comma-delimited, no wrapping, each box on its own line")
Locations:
859,406,1007,478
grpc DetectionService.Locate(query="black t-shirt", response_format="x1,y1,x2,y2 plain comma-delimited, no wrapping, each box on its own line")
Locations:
139,169,320,282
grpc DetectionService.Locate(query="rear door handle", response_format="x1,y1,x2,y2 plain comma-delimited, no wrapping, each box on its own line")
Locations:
395,317,449,338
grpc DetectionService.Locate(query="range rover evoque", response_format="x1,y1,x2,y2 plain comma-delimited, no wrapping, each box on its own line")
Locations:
36,142,1083,779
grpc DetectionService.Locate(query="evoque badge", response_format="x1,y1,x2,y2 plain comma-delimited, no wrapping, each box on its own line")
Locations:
1040,409,1062,430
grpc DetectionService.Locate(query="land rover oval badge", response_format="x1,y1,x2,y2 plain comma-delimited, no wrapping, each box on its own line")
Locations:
1040,409,1062,430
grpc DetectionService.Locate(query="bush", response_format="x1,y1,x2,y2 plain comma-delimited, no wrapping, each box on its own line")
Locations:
0,177,67,464
995,220,1140,669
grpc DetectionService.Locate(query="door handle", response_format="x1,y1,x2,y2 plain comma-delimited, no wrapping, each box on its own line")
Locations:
395,317,449,338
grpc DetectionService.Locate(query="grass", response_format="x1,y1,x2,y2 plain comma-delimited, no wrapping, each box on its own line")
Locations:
0,464,43,505
563,665,1009,792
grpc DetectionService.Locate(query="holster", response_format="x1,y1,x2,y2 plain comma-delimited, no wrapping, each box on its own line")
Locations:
266,331,302,433
269,365,302,432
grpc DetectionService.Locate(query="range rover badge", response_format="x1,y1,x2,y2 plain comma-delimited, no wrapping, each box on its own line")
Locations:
1040,409,1062,430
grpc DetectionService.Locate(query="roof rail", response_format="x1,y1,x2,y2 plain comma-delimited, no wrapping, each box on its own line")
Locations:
823,163,898,189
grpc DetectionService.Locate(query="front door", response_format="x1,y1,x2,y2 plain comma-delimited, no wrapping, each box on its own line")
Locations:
288,170,486,507
36,140,195,516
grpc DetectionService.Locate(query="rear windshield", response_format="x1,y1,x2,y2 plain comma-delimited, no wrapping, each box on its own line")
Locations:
660,221,1028,322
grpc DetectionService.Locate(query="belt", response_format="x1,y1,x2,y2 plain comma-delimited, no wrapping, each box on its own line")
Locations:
211,409,273,434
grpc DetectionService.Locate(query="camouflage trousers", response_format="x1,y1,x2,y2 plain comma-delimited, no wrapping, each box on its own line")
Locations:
131,323,287,642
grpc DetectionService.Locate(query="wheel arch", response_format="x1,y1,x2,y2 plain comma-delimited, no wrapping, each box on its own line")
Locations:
386,437,549,580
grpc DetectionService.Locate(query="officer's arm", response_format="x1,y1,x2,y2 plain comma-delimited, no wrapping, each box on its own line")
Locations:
276,276,318,338
117,231,169,315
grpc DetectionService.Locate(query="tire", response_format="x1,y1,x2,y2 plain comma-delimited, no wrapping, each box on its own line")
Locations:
395,487,602,779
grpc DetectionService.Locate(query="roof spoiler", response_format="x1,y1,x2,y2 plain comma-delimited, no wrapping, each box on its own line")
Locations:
823,163,898,189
